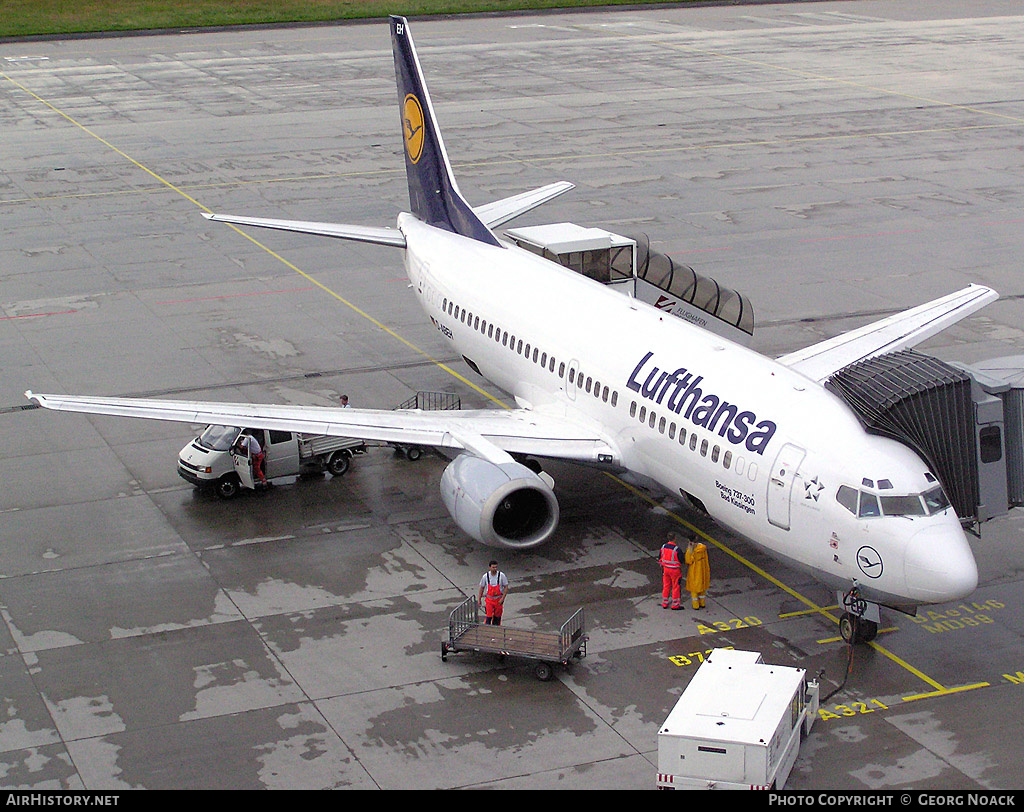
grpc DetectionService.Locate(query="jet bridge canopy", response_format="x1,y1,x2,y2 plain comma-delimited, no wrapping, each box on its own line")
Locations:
504,223,754,345
825,350,978,522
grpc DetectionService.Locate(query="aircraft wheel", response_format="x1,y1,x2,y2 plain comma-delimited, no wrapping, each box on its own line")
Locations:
215,474,241,500
839,612,859,644
327,451,350,476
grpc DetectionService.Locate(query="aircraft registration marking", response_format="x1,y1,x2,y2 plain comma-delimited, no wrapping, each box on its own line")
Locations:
429,316,454,340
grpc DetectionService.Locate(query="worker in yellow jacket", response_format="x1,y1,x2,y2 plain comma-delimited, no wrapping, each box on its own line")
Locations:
685,538,710,610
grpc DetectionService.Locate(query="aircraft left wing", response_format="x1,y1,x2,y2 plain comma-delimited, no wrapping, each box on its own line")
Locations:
777,284,998,383
25,391,616,463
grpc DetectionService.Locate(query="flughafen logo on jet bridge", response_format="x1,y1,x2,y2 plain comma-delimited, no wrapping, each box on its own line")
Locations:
403,94,425,164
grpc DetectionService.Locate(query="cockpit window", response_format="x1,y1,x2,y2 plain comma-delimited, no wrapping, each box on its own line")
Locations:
922,485,950,515
880,494,926,517
838,482,951,519
836,485,858,514
858,491,881,518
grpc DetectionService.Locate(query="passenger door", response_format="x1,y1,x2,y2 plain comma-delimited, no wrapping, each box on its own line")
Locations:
767,443,806,531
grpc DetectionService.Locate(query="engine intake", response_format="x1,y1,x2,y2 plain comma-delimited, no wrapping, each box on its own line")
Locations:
440,454,559,549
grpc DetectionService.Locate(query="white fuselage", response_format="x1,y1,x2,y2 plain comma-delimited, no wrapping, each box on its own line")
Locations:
399,214,978,609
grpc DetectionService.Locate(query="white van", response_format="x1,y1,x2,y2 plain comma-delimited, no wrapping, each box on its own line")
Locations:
178,425,365,498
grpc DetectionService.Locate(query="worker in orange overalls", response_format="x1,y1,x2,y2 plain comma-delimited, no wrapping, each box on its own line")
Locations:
477,560,509,625
685,536,710,610
659,531,684,610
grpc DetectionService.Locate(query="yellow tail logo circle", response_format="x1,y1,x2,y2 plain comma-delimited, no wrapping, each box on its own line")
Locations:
403,94,425,164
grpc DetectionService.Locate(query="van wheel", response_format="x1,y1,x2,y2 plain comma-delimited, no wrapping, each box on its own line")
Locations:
215,474,241,500
327,451,350,476
405,446,422,461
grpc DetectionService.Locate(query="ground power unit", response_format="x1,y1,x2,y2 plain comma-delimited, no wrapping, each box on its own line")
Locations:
657,649,818,790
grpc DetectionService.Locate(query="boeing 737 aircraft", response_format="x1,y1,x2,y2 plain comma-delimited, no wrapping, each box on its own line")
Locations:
28,17,998,643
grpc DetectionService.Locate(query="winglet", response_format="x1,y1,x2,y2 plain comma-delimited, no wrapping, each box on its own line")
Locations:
390,16,500,246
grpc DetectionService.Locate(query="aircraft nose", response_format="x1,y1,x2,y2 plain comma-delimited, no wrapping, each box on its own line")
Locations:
904,524,978,602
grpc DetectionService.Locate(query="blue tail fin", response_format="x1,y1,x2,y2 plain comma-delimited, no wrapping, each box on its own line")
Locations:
390,16,500,246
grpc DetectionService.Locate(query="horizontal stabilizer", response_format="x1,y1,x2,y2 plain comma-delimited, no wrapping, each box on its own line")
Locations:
778,284,998,382
475,182,575,229
203,212,406,248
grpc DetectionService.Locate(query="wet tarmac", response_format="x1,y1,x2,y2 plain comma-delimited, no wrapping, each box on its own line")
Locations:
2,0,1024,790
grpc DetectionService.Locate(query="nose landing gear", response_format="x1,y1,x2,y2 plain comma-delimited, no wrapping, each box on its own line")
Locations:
838,586,879,644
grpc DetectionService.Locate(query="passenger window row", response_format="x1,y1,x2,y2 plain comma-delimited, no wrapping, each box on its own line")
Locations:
442,297,619,407
629,399,735,472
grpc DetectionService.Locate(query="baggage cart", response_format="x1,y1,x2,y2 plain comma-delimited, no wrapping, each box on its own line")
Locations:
391,391,461,460
440,596,587,681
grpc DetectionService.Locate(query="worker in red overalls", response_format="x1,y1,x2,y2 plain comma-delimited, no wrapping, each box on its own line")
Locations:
477,560,509,625
660,531,684,610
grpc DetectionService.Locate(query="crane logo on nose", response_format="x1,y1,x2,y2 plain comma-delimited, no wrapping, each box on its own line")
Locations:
856,545,883,579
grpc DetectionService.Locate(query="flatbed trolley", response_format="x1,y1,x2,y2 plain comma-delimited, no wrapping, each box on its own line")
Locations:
441,596,588,681
391,391,461,460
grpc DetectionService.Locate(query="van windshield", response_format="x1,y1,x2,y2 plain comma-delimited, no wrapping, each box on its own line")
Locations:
197,425,240,451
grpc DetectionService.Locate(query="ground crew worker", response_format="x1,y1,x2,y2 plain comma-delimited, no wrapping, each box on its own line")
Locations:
685,536,710,610
477,560,508,625
659,531,683,610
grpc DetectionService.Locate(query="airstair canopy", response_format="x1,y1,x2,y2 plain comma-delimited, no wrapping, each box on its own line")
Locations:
629,233,753,337
504,223,754,345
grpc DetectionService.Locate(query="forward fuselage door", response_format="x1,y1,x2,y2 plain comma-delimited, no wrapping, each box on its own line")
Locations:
767,442,807,531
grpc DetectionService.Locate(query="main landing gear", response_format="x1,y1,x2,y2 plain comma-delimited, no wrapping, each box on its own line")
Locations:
838,586,879,644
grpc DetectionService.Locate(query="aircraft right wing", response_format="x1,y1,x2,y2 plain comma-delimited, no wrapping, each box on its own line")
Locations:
777,284,998,383
25,391,616,464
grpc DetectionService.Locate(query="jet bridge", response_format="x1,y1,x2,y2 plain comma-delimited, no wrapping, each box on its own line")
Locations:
504,223,754,346
825,349,1024,526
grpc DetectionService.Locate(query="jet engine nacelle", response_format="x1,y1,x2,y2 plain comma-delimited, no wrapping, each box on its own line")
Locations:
440,454,559,549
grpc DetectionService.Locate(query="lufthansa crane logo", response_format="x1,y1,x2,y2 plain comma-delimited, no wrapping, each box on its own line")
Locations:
403,94,425,164
856,545,883,579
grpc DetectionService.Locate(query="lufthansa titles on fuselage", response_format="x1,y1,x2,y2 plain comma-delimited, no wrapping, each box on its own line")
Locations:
627,351,777,455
